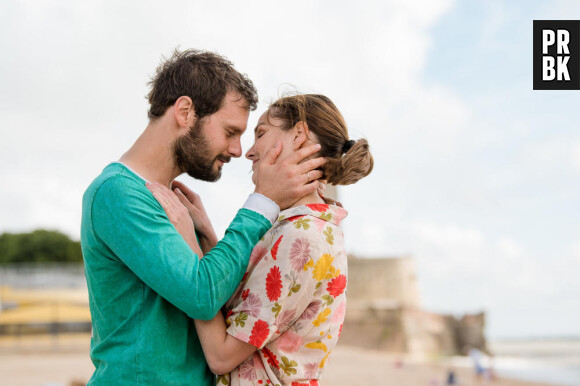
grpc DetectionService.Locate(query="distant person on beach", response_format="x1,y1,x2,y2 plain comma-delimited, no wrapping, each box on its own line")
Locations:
149,94,373,384
80,49,325,385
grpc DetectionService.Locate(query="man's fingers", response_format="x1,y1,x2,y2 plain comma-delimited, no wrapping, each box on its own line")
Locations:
297,156,326,175
294,179,321,198
303,170,324,184
286,143,321,164
261,141,283,166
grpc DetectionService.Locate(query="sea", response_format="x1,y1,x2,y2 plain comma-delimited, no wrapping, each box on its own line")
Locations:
450,339,580,385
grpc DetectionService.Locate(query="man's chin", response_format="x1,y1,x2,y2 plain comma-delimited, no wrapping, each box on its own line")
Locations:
185,169,221,182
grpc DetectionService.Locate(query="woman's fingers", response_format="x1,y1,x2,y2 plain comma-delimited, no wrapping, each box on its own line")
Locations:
174,188,196,212
147,182,184,220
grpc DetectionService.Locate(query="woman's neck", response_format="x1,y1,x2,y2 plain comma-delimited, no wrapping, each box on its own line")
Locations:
289,190,326,209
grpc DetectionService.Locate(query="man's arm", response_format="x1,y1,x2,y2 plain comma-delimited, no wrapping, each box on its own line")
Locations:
91,176,271,320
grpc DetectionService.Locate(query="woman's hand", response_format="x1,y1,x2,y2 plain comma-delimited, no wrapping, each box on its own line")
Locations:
171,180,218,253
146,181,203,258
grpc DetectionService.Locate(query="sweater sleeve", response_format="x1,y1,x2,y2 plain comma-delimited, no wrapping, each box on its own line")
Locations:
91,175,271,320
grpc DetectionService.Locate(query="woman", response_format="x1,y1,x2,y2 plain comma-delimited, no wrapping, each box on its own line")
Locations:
149,94,373,385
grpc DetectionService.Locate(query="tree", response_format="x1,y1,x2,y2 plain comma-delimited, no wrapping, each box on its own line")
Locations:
0,230,83,264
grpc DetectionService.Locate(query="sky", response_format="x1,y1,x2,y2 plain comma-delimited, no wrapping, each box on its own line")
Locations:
1,0,579,340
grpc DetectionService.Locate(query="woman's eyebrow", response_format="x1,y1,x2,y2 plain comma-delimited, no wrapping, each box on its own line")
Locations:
254,122,265,134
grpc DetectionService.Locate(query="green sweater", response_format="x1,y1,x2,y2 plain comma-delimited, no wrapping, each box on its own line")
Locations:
80,163,271,385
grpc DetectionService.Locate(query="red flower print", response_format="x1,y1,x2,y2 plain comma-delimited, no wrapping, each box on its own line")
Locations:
338,323,343,338
241,288,250,301
262,347,280,368
288,215,306,222
249,319,270,347
291,383,309,386
225,310,234,319
271,235,284,260
266,266,283,301
310,381,319,386
327,274,347,298
306,203,329,212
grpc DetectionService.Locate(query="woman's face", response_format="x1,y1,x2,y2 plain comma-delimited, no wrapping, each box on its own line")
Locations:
245,111,297,184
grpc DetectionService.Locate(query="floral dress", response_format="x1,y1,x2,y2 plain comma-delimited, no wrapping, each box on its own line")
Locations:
219,203,348,386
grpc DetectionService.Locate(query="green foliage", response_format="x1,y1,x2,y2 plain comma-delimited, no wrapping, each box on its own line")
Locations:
0,230,82,264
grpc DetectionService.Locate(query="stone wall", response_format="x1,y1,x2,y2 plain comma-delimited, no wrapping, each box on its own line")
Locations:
342,256,488,357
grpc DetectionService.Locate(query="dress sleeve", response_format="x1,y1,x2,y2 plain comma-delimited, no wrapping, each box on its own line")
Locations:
91,176,271,320
225,220,335,349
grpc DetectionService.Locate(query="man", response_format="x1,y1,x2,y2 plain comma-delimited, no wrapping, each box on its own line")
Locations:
80,49,324,385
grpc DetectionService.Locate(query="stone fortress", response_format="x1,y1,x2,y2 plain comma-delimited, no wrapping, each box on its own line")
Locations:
341,256,488,357
325,186,488,357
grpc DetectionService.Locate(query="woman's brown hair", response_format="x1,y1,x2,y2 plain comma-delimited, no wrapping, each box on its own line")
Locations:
268,94,373,185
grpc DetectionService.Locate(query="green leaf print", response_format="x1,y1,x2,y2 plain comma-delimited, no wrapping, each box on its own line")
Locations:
280,356,298,375
315,282,322,290
323,226,334,245
322,294,334,306
287,283,301,297
293,218,311,230
320,212,332,221
216,374,229,385
272,302,281,318
234,312,248,328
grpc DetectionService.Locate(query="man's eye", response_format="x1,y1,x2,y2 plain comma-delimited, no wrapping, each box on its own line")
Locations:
226,131,234,137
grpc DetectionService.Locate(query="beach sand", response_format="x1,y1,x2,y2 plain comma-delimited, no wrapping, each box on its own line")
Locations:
0,335,552,386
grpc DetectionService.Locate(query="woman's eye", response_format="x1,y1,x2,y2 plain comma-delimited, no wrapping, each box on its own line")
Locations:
257,131,264,138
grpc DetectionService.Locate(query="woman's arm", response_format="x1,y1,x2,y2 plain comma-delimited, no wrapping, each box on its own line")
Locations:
194,314,257,375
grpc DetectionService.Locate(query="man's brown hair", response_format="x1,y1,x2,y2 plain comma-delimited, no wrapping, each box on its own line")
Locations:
147,49,258,120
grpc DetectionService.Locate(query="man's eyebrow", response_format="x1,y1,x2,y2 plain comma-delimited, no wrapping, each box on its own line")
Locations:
225,124,245,134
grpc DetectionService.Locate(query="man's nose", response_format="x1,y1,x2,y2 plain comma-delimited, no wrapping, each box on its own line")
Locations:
229,138,242,158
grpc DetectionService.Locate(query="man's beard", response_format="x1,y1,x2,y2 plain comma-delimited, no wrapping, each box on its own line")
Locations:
173,119,230,182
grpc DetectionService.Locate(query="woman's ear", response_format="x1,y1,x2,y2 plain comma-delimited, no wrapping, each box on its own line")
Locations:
292,121,310,150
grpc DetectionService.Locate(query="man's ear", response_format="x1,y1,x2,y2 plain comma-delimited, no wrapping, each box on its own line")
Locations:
174,96,196,130
293,121,310,150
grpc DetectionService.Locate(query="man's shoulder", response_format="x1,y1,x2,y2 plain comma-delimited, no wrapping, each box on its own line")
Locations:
83,163,150,209
85,163,142,195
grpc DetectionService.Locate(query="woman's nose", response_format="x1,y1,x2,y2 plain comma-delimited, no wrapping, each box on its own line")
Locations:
245,144,256,160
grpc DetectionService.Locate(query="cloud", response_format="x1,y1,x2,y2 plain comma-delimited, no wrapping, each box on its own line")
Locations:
1,0,579,338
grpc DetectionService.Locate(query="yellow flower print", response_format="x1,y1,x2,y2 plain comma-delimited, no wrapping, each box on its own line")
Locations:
312,308,331,327
305,340,328,352
312,254,334,281
319,351,332,369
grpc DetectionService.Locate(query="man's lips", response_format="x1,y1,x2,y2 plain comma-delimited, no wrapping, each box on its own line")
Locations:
217,156,231,164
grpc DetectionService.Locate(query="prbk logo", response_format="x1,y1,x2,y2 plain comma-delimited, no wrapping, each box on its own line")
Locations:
533,20,580,90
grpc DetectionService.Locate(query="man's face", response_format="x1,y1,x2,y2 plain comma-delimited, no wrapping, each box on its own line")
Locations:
173,92,250,181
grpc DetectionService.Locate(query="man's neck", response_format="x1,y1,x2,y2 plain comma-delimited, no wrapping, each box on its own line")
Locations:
119,122,181,188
